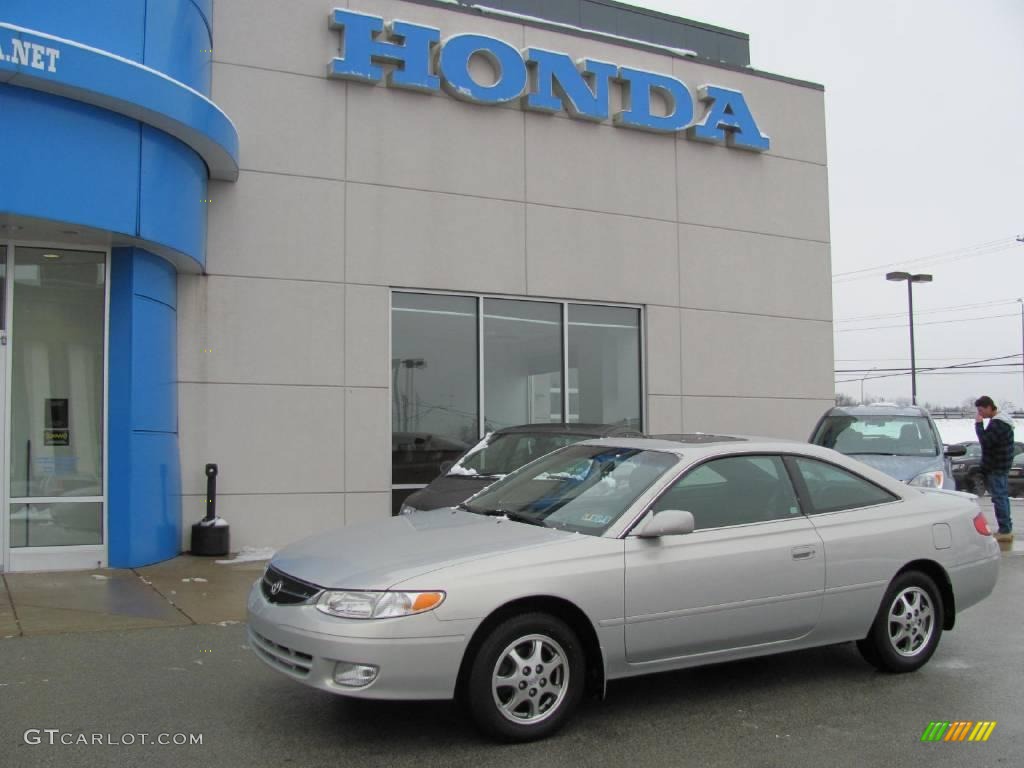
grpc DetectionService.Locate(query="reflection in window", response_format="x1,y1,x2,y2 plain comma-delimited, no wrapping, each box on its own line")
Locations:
568,304,640,429
9,248,106,500
391,293,644,508
792,457,898,514
652,455,800,528
10,502,103,547
484,299,562,430
391,293,478,485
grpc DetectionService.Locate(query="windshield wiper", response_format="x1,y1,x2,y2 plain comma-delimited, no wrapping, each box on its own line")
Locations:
471,507,547,527
847,451,897,456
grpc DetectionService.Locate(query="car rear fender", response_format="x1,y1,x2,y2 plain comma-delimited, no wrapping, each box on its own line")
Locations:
894,559,955,631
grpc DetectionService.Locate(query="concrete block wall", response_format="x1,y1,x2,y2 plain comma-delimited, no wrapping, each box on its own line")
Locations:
178,0,833,549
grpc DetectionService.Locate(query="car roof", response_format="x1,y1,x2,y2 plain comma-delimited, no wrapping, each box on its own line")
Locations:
824,405,932,418
575,434,801,455
491,423,640,437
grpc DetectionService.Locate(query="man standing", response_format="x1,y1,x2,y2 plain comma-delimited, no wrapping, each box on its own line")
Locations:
974,395,1015,542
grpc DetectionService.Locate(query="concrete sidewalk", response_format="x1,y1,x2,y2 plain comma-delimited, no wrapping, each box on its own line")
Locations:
0,554,266,638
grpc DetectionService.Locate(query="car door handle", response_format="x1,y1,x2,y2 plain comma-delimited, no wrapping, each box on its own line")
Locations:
791,545,816,560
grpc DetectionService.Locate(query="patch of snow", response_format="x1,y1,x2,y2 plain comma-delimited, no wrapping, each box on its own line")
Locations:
215,620,239,627
167,667,186,672
181,577,209,583
934,418,982,445
192,660,203,666
90,574,110,581
215,546,276,564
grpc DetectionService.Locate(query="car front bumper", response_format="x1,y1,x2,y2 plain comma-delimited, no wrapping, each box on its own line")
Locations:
246,581,475,700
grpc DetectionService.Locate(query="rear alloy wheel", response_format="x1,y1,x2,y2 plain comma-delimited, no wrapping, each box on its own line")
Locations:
857,571,943,673
968,474,987,497
466,613,584,742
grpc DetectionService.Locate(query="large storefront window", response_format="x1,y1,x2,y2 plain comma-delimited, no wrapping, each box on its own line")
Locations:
391,292,479,487
391,292,642,511
484,298,563,430
8,247,106,548
568,304,641,427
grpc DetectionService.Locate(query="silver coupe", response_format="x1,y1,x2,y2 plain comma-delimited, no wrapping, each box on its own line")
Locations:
247,436,1000,742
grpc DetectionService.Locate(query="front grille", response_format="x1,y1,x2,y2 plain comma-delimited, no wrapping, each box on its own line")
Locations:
261,565,323,605
249,629,314,677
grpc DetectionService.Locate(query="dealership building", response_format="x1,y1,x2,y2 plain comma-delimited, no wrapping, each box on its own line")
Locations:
0,0,833,572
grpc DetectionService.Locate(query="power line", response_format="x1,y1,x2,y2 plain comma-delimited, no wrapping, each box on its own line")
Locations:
835,297,1023,324
832,236,1019,283
834,353,1021,384
834,311,1020,333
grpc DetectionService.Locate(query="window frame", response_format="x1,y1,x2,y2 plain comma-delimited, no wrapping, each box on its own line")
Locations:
389,289,646,497
627,451,807,535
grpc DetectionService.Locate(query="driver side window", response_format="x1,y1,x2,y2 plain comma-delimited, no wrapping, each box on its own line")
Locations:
650,455,801,530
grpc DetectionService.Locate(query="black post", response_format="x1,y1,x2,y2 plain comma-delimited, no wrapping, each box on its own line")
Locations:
191,463,229,556
204,463,218,522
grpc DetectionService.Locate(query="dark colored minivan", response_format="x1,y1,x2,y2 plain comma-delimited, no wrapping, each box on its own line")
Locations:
398,423,641,515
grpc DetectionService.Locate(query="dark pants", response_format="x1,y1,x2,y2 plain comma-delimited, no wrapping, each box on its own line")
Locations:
986,472,1012,534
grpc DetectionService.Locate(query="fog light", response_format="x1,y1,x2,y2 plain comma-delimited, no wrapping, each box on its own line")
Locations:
333,661,379,687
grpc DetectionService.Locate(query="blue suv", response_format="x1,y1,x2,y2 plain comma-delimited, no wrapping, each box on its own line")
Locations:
810,405,966,490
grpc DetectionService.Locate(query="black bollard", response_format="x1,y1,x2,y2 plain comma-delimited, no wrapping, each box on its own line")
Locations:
190,463,230,556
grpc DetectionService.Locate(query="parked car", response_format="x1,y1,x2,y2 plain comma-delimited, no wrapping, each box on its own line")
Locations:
398,423,640,515
809,405,965,489
1008,452,1024,497
248,435,999,742
950,440,1024,496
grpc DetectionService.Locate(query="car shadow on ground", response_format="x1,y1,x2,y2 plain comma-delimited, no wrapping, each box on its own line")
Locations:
298,642,879,749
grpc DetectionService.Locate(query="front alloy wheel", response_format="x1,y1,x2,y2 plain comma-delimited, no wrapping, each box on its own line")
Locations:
467,613,584,742
858,571,943,673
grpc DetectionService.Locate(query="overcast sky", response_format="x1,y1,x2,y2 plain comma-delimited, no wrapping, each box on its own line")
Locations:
630,0,1024,410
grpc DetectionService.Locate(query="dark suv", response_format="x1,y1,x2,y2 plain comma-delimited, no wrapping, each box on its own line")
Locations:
398,423,640,514
950,440,1024,495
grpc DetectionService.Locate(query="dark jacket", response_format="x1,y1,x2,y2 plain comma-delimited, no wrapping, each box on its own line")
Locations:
976,412,1015,474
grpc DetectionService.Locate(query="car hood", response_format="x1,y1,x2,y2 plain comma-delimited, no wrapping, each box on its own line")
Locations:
845,454,943,482
270,508,570,590
405,474,498,511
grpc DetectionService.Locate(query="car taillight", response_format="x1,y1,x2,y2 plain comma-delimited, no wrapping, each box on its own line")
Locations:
973,513,991,536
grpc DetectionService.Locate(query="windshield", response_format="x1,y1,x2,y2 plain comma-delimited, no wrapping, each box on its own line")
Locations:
812,415,939,457
452,432,594,477
463,444,678,535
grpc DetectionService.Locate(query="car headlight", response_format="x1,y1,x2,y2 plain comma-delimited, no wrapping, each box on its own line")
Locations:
316,590,445,619
398,503,420,516
909,470,944,488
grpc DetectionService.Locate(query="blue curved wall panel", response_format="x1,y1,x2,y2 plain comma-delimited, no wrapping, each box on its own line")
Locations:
0,86,141,234
0,2,236,567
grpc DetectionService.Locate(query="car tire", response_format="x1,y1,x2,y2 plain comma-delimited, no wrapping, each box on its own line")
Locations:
466,612,585,742
968,474,987,497
857,571,943,674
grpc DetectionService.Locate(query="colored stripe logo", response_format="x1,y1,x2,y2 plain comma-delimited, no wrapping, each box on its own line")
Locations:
921,721,997,742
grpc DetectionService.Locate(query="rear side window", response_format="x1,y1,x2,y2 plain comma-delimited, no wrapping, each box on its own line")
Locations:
791,457,898,514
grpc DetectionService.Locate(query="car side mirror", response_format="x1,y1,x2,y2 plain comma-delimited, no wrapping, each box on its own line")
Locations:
636,509,695,538
944,445,967,458
439,460,455,475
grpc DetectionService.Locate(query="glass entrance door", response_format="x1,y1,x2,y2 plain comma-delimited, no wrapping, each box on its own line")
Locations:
4,246,107,572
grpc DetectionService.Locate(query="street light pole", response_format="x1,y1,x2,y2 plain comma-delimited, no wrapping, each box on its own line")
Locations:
886,271,933,405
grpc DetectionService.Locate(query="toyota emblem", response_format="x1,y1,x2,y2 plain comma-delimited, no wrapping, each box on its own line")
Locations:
270,580,284,596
